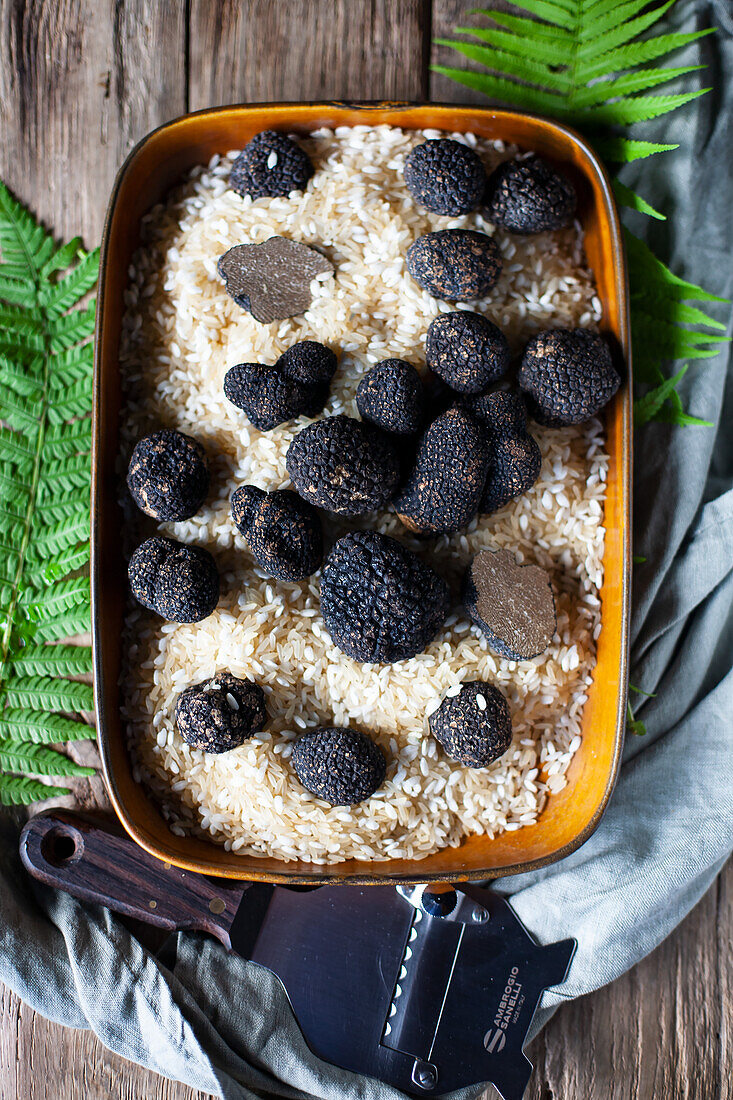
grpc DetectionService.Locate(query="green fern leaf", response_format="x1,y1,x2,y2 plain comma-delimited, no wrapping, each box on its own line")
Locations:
0,740,94,777
8,645,92,677
0,709,94,743
42,544,91,583
1,676,94,712
0,775,71,805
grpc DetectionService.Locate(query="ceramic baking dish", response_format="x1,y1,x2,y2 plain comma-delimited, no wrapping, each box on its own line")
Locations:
92,102,631,884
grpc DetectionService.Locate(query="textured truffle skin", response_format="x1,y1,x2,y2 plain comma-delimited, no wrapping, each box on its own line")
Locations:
484,155,576,234
429,681,512,768
286,415,400,516
356,359,425,435
230,131,314,199
406,230,502,301
231,485,323,581
126,429,209,522
426,312,510,393
277,341,337,385
320,531,450,663
394,407,490,535
463,549,556,661
128,536,219,623
465,391,542,513
224,341,336,430
404,139,486,216
518,328,620,426
291,726,386,805
175,673,266,754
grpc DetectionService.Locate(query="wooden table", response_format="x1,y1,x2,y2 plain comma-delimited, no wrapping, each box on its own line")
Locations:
0,3,730,1097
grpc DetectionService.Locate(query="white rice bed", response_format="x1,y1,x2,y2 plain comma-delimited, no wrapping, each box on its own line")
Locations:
118,124,608,864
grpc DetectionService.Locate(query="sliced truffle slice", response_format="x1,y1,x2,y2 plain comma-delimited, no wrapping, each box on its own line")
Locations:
464,391,542,513
463,549,555,661
404,139,486,216
175,673,266,754
406,230,502,301
230,131,314,200
128,536,219,623
484,155,576,234
356,359,425,435
126,429,210,522
320,531,449,663
291,726,386,805
217,237,333,324
231,485,323,581
426,312,510,394
286,414,400,516
429,681,512,767
518,328,620,426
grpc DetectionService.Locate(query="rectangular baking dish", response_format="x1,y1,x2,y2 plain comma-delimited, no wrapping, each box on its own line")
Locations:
92,102,631,884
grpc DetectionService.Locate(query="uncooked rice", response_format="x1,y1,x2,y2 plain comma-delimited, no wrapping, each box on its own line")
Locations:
118,125,608,864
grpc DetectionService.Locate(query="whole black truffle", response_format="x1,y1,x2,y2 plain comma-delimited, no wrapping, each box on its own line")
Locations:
484,155,576,234
231,485,323,581
404,139,486,216
394,407,490,536
406,230,502,302
175,673,266,754
465,391,542,513
291,726,386,805
463,549,556,661
286,415,400,516
320,531,450,663
426,312,510,394
230,131,314,200
126,429,209,522
429,681,512,768
518,328,620,426
128,536,219,623
224,341,337,431
356,359,425,435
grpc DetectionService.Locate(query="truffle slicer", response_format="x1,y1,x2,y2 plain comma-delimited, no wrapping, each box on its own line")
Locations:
21,811,576,1100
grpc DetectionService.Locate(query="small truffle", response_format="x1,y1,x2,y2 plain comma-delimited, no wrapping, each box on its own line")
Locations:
230,131,314,200
518,328,620,426
463,549,556,661
394,407,490,535
224,341,337,430
406,230,502,302
126,429,209,522
231,485,323,581
356,359,425,435
286,415,400,516
484,155,576,234
429,681,512,768
320,531,450,663
291,726,386,805
426,312,510,394
465,391,541,513
217,237,333,323
175,673,266,754
404,139,486,216
128,536,219,623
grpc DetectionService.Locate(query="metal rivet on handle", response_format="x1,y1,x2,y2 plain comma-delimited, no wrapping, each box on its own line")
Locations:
209,898,226,915
412,1061,438,1090
148,900,157,909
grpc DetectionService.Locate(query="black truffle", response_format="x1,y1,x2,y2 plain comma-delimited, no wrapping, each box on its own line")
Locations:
291,726,386,805
356,359,425,435
484,155,576,234
404,139,486,216
394,407,490,536
463,549,556,661
429,681,512,768
320,531,450,663
217,238,333,324
465,391,542,513
286,415,400,516
126,429,209,522
224,341,337,431
406,230,502,302
231,485,323,581
175,673,266,754
518,328,620,426
128,536,219,623
426,312,510,394
230,131,314,200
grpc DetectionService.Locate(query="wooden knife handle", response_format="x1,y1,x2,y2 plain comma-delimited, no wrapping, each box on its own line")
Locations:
19,809,245,948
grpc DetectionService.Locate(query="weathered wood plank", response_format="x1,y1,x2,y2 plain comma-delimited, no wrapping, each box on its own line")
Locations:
430,1,512,105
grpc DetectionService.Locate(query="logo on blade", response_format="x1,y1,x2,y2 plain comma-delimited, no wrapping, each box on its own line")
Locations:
484,1028,506,1054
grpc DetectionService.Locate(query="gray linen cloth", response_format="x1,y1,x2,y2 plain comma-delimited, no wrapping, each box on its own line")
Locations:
1,3,732,1096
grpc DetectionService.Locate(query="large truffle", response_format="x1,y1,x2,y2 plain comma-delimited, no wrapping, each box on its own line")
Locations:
231,485,323,581
126,429,209,522
429,681,512,768
518,329,620,426
426,312,510,394
128,536,219,623
224,341,337,431
406,230,502,302
320,531,450,663
463,549,556,661
404,139,486,216
394,407,490,535
286,415,400,516
465,391,542,513
175,673,266,754
356,359,425,435
291,726,386,805
484,155,576,234
230,131,314,200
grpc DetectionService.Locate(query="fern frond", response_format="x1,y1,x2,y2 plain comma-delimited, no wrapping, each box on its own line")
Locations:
0,709,94,743
1,676,94,712
0,740,94,777
0,775,71,805
8,645,92,677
